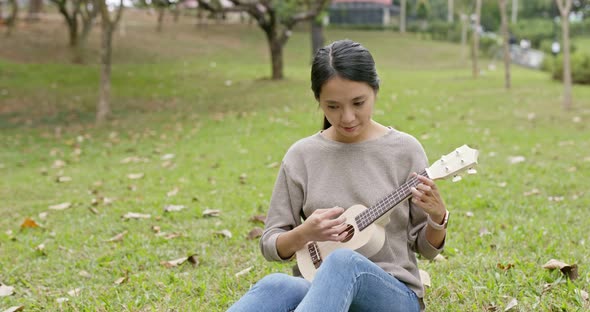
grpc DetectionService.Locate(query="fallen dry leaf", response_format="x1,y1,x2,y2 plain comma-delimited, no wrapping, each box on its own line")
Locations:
202,209,221,217
39,212,48,219
48,202,72,210
247,227,263,240
151,225,161,233
0,284,15,297
164,205,185,212
52,159,66,169
575,289,588,302
127,173,145,180
166,187,179,197
239,173,248,184
35,243,46,254
542,259,579,280
508,156,526,164
235,266,252,278
523,188,540,196
250,215,266,224
160,254,198,268
465,211,474,217
56,176,72,183
67,288,82,297
266,162,279,168
105,231,128,242
79,270,92,279
3,306,25,312
122,212,151,220
419,269,431,287
479,227,491,236
161,154,175,160
114,276,128,285
433,254,446,262
497,263,514,271
20,217,41,229
215,229,232,239
56,297,69,303
504,297,518,311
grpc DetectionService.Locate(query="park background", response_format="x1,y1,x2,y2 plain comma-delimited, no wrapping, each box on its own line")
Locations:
1,0,589,311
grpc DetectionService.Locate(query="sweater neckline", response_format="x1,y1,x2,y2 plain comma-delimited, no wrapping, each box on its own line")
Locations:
315,126,396,148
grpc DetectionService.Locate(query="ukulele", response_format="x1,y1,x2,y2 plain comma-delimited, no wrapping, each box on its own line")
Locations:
295,145,479,281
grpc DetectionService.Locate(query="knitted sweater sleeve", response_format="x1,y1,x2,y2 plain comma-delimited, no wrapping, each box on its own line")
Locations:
406,142,445,260
259,161,304,262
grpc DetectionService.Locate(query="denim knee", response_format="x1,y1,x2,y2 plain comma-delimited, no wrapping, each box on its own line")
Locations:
323,248,360,267
254,273,309,298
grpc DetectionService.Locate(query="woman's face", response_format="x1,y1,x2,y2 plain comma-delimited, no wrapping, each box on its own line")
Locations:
318,75,376,143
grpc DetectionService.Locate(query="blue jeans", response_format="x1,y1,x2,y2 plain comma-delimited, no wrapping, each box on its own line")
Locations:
227,249,420,312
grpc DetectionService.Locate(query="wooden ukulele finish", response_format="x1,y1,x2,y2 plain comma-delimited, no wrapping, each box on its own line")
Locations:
295,145,479,281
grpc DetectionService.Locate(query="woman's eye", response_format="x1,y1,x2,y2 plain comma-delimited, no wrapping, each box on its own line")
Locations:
354,101,365,106
327,106,338,109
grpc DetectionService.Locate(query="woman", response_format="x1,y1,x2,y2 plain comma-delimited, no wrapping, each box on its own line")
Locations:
228,39,449,312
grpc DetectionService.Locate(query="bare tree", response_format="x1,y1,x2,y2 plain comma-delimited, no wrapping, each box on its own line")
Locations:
27,0,44,21
50,0,99,62
447,0,453,23
197,0,330,80
555,0,573,110
499,0,511,89
4,0,18,36
399,0,406,33
472,0,481,78
511,0,517,24
310,15,324,62
96,0,124,124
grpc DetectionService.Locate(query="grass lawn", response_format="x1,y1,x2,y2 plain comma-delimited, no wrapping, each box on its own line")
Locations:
1,11,590,311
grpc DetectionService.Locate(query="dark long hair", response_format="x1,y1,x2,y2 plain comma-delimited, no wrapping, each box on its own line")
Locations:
310,40,380,130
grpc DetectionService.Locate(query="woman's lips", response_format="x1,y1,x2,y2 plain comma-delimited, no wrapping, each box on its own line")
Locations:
342,126,357,132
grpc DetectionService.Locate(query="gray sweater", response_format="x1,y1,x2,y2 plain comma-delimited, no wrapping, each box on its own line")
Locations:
260,127,444,300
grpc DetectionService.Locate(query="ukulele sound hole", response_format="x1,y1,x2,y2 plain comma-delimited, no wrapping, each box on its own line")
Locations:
340,224,355,243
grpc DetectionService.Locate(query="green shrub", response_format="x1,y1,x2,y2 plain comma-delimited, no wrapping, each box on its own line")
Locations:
512,18,555,49
551,52,590,85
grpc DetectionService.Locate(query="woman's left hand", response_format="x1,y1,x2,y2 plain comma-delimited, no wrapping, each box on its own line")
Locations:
410,173,446,222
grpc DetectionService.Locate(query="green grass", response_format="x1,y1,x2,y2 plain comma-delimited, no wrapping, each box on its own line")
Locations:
1,13,590,311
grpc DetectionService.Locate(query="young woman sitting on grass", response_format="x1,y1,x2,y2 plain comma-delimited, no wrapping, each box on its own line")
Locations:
227,39,449,312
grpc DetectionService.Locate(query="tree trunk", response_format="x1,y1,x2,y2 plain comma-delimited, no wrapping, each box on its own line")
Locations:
267,33,284,80
27,0,43,21
499,0,511,89
399,0,406,33
447,0,453,23
310,18,324,62
157,7,165,32
68,18,79,47
460,13,468,59
97,25,113,123
472,0,481,79
5,0,18,36
556,0,573,110
511,0,518,24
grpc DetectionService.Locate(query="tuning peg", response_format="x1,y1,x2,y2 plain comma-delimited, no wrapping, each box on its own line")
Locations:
467,168,477,175
452,175,462,182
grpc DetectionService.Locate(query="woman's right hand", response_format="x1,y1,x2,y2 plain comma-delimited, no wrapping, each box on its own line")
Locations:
299,207,349,243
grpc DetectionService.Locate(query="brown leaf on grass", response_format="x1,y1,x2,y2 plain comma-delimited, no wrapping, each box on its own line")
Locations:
250,215,266,224
127,173,145,180
56,297,69,303
21,217,41,229
105,231,128,242
235,266,252,278
163,233,183,240
48,202,72,210
479,227,491,236
575,289,589,302
523,188,540,196
497,263,515,271
35,243,46,254
164,205,185,212
166,187,179,197
88,206,100,215
122,212,151,220
542,259,579,280
504,297,518,311
67,288,82,297
266,161,280,169
419,269,431,287
160,254,198,268
215,229,232,239
484,305,499,312
239,173,248,184
78,271,92,279
0,284,15,297
433,254,446,262
247,227,263,240
114,276,128,285
56,176,72,183
3,306,25,312
52,159,66,169
151,225,161,233
202,209,221,217
38,212,48,220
